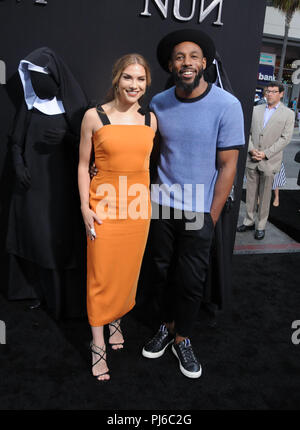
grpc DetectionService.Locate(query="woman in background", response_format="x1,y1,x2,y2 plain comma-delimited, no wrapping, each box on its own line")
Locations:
272,162,286,207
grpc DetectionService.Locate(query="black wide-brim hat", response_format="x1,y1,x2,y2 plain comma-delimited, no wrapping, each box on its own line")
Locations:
157,29,216,72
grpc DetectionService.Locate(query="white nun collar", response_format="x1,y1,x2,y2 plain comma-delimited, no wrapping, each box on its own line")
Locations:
18,60,65,115
213,58,223,89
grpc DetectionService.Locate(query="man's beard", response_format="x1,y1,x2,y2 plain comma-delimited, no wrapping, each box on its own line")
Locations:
172,68,204,95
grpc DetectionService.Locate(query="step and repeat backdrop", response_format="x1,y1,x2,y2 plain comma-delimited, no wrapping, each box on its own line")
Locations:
0,1,267,303
0,0,266,147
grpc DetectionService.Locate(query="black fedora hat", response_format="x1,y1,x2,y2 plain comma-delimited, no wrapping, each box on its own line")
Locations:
157,28,216,72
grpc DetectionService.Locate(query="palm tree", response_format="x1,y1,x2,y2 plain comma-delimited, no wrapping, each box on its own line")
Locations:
271,0,300,81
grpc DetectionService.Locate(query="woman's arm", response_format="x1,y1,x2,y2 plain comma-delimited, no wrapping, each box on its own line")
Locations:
150,112,157,134
78,110,93,208
78,109,102,239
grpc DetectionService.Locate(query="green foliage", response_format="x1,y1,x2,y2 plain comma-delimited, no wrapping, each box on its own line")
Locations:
270,0,300,81
271,0,300,14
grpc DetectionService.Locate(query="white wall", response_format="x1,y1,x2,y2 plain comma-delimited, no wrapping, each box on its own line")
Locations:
264,6,300,39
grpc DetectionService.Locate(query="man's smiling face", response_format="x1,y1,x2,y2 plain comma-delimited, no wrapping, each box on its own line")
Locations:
169,41,207,94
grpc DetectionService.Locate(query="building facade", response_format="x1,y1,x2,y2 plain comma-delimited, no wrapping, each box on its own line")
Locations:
257,2,300,108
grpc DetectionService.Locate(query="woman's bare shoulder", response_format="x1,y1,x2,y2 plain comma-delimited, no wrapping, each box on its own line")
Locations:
83,107,98,120
82,107,102,132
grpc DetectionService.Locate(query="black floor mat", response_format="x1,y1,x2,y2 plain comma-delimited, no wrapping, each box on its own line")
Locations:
0,253,300,410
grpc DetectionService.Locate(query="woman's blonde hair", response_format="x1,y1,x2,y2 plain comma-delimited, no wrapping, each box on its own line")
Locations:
105,53,151,102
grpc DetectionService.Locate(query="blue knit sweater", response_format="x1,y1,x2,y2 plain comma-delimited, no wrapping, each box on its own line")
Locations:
150,84,245,212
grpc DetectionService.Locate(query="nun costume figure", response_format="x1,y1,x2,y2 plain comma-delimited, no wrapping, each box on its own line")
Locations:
6,47,88,319
202,52,242,321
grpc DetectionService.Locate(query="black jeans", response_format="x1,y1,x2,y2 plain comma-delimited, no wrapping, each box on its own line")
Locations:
149,205,214,337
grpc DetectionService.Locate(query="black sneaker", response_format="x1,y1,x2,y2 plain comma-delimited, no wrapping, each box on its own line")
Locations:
172,339,202,378
142,324,174,358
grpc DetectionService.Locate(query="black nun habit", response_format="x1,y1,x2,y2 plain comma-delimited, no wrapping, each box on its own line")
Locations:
6,47,88,319
203,52,240,320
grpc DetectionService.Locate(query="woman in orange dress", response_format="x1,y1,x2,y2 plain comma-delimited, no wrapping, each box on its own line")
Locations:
78,54,157,381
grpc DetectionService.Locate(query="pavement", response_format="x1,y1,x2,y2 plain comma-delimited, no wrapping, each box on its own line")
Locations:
234,127,300,255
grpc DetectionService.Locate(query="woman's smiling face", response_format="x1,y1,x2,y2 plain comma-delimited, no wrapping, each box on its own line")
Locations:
117,64,147,104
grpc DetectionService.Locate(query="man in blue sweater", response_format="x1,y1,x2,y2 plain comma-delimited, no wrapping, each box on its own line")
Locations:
142,29,245,378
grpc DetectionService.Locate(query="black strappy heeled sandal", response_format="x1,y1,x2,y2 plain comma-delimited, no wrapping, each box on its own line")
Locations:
108,319,124,350
90,342,110,381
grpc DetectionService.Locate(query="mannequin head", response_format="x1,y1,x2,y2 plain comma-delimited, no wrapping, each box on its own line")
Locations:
204,62,217,84
30,70,59,99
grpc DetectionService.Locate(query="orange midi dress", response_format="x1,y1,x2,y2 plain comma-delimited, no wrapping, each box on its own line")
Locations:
87,109,154,326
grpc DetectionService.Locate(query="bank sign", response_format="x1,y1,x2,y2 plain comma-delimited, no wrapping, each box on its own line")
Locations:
258,64,275,83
